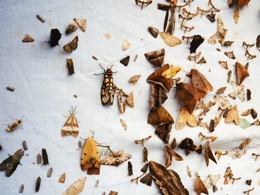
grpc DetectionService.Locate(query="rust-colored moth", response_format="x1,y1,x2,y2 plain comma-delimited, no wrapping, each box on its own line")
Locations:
236,62,249,85
58,173,66,183
190,69,213,93
81,137,101,175
61,107,79,138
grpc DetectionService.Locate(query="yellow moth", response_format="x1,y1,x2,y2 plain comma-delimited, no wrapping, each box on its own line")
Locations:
6,116,24,132
81,137,101,175
161,65,181,79
61,107,79,138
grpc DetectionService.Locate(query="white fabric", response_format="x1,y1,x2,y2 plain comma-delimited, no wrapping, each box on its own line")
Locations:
1,0,260,194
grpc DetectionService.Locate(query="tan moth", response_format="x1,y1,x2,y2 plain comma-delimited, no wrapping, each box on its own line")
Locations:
61,107,79,138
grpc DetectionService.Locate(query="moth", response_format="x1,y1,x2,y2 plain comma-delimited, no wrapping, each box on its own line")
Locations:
135,0,152,10
42,148,49,165
0,149,24,177
194,172,208,195
81,136,101,175
36,153,42,164
225,106,239,125
22,140,28,151
62,176,87,195
176,107,197,130
143,147,148,162
65,23,78,35
204,141,217,166
256,34,260,51
120,56,130,66
149,161,189,195
144,48,165,67
120,119,127,131
66,58,75,75
36,15,45,23
6,86,15,92
22,34,34,42
176,82,206,114
97,65,115,105
164,145,183,168
58,173,66,183
129,75,141,84
150,84,168,109
6,116,24,132
63,36,78,53
164,3,176,35
47,167,53,177
35,177,41,192
179,137,201,155
147,64,173,92
108,191,118,195
122,39,131,50
206,11,216,22
73,18,86,32
190,35,204,53
19,184,24,193
190,69,213,93
159,32,182,47
49,28,62,47
61,107,79,138
128,161,133,176
161,65,181,79
134,135,152,146
148,26,159,38
126,92,134,107
117,90,126,113
101,149,132,166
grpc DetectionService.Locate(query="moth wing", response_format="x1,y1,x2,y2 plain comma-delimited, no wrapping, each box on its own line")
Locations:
101,84,114,105
70,36,78,50
225,106,239,125
161,65,181,78
176,107,188,130
194,173,209,195
63,43,72,53
191,69,213,92
61,113,79,137
187,111,197,127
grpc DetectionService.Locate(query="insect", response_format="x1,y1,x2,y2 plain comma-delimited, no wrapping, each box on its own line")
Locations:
6,116,24,132
47,167,53,177
80,136,101,175
62,176,87,195
96,64,116,105
49,28,62,47
0,149,24,177
63,36,78,53
66,58,75,75
35,177,41,192
19,184,24,193
42,148,49,165
61,107,79,138
36,153,42,164
22,140,28,151
65,23,78,35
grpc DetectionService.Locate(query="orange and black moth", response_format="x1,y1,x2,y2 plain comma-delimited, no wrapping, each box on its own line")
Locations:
100,66,115,105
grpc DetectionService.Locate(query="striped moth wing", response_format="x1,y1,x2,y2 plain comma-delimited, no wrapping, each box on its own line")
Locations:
80,137,101,175
101,68,115,105
61,107,79,138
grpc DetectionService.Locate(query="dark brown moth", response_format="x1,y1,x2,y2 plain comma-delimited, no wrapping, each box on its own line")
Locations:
141,163,149,173
190,35,204,53
179,137,201,155
36,15,45,23
148,161,189,195
49,28,62,47
42,148,49,165
256,34,260,51
143,147,148,162
96,65,115,105
144,48,165,67
148,26,159,38
164,3,176,35
120,56,130,66
22,140,28,151
206,12,216,22
63,36,78,53
247,89,251,101
140,173,153,186
128,161,133,176
35,177,41,192
65,23,78,35
66,58,75,75
0,149,24,177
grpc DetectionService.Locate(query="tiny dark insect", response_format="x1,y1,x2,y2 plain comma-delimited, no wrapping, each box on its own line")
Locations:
49,28,62,47
19,184,24,193
22,141,28,151
35,177,41,192
190,35,204,53
128,161,133,176
42,148,49,165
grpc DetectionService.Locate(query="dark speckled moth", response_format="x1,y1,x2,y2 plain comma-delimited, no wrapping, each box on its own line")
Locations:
0,149,24,177
96,65,115,105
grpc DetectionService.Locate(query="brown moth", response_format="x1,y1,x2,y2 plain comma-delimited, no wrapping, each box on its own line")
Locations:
164,145,183,168
22,34,34,42
120,56,130,66
65,23,78,35
149,161,189,195
148,26,159,38
143,147,148,162
204,141,217,166
42,148,49,165
135,0,152,10
47,167,53,178
176,82,206,114
216,87,227,94
58,173,66,183
134,135,152,146
81,137,101,175
22,140,28,151
141,163,149,173
6,86,15,92
256,34,260,51
61,107,79,137
194,172,209,195
66,58,75,75
73,18,86,32
144,48,165,67
19,184,24,193
150,84,168,109
190,69,213,93
129,75,141,84
128,161,133,176
0,149,24,177
176,107,197,130
62,176,87,195
36,15,45,23
35,177,41,192
159,32,182,47
108,191,118,195
164,3,175,35
236,62,249,85
140,173,153,186
147,64,174,92
6,116,24,132
126,91,134,107
63,36,78,53
179,137,200,156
